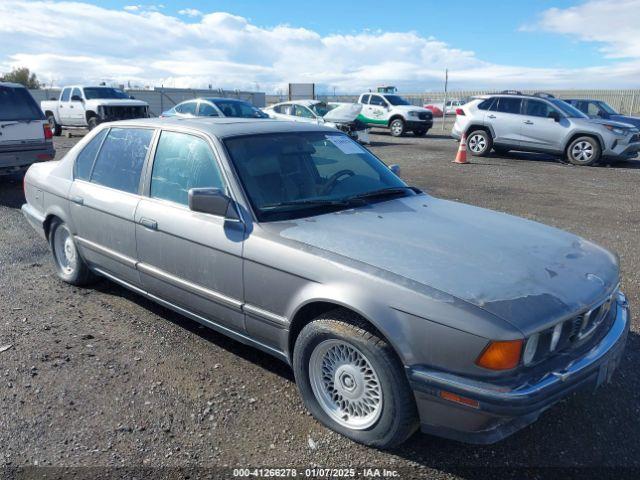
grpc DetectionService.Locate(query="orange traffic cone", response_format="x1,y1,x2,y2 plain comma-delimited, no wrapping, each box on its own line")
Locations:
453,133,469,164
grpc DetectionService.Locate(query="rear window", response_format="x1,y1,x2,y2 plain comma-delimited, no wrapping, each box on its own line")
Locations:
477,98,495,110
0,85,45,121
90,127,154,194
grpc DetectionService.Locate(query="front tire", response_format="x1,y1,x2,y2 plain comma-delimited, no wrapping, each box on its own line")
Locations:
467,129,492,156
293,310,418,448
566,136,601,166
49,219,96,286
389,118,405,137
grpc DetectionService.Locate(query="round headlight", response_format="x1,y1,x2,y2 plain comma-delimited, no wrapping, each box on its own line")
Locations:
523,333,539,365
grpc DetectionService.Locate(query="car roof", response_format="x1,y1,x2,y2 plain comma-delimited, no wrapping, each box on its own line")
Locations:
271,99,320,107
0,82,27,89
178,97,251,104
106,116,336,138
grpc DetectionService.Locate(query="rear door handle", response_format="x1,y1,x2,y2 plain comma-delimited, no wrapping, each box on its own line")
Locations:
524,120,534,125
70,196,84,205
140,218,158,230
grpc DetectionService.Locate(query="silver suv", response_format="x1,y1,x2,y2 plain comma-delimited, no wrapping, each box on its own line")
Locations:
452,92,640,166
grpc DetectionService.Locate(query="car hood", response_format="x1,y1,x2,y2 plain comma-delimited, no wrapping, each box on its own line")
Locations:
270,194,619,332
322,103,362,124
389,105,430,113
608,114,640,129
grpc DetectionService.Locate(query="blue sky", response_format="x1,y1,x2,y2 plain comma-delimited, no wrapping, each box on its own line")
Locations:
1,1,638,92
99,0,604,68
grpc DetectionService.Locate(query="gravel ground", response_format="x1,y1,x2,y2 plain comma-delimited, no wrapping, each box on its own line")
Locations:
1,128,639,479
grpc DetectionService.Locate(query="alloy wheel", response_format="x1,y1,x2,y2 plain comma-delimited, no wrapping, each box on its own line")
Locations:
309,339,383,430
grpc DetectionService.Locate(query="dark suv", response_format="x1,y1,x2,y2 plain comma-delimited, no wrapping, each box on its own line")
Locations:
565,98,640,130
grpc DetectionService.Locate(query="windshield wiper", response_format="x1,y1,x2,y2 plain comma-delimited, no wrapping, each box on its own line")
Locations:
342,186,413,202
261,199,350,210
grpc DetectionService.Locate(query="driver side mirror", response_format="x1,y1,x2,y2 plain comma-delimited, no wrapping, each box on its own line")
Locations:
188,188,239,220
548,111,561,122
389,164,401,176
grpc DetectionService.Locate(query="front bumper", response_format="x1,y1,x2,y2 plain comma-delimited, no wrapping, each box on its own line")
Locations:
603,138,640,160
405,119,433,131
407,292,630,444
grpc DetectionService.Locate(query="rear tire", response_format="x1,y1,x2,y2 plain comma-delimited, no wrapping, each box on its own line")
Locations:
293,309,419,448
566,136,601,166
467,129,492,156
389,118,405,137
48,219,96,286
47,115,62,136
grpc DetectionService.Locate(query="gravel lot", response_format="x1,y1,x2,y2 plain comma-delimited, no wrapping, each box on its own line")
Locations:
1,128,639,478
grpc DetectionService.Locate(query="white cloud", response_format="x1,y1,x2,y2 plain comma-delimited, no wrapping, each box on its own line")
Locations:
529,0,640,59
124,5,140,11
0,0,639,92
178,8,202,17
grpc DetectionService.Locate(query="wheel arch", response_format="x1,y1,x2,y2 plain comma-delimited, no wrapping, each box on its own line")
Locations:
43,207,71,241
564,131,604,153
465,123,495,139
287,298,406,368
387,114,405,127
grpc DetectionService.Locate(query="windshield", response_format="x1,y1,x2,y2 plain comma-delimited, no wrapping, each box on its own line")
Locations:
212,100,268,118
596,101,618,115
83,87,130,100
224,132,409,221
0,85,44,121
309,102,335,117
551,99,588,119
384,95,411,106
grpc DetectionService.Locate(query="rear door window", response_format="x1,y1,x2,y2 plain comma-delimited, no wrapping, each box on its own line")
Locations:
75,129,107,180
198,102,219,117
360,94,371,104
175,102,197,115
493,97,522,114
0,85,44,121
90,127,154,194
150,131,225,206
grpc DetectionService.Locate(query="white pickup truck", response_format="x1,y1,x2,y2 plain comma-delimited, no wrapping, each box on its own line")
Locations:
356,92,433,137
41,86,149,135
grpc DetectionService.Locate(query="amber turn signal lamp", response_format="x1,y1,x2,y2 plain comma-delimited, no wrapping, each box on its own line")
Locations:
475,339,523,370
439,390,480,409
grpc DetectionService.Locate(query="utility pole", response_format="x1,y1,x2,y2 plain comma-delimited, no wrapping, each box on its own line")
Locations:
442,68,448,132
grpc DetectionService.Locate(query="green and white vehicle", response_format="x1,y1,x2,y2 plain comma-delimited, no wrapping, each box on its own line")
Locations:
356,92,433,137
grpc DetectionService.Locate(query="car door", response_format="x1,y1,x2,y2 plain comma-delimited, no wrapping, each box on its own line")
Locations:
362,95,389,126
519,99,566,152
69,87,85,126
135,129,245,331
58,88,73,125
68,126,155,286
484,97,524,145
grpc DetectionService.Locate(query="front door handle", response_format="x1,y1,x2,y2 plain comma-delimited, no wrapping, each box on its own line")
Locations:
70,196,84,205
487,114,496,119
524,120,534,125
140,218,158,230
